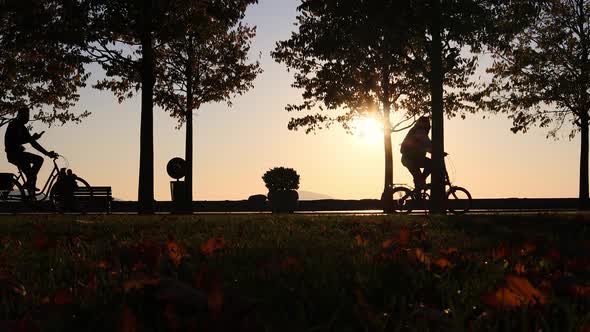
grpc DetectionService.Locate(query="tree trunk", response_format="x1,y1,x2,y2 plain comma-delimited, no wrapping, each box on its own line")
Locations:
185,62,194,213
580,111,589,210
381,101,394,213
138,2,155,214
428,0,446,214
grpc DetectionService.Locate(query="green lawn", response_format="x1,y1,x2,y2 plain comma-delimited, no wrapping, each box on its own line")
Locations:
0,213,588,331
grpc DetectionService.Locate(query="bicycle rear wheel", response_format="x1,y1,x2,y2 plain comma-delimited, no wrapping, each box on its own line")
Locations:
446,186,472,215
0,176,27,213
50,176,93,213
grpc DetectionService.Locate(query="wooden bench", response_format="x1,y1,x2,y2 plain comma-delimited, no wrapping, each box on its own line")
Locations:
74,186,113,213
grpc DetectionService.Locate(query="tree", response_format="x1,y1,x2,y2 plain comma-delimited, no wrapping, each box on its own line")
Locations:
154,0,260,210
0,0,90,124
403,0,493,213
479,0,590,209
272,0,486,212
86,0,258,214
86,0,174,214
272,0,434,212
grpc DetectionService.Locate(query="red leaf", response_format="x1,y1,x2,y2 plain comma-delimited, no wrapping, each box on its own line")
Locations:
53,288,73,305
482,275,546,309
119,305,138,332
354,234,368,247
200,236,226,257
492,243,509,261
398,227,410,246
280,256,301,271
166,240,184,266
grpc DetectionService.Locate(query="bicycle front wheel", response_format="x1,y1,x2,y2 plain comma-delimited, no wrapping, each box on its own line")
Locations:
391,187,414,214
446,186,472,215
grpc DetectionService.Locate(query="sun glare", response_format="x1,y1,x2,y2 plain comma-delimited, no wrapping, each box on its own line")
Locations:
352,117,383,144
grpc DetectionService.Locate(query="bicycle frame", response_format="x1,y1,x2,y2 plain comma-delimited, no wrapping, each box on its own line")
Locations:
395,156,453,192
14,158,62,200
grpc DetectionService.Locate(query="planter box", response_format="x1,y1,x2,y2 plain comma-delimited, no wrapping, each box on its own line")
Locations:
268,190,299,213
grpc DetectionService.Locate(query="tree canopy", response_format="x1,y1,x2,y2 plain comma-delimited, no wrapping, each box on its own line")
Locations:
479,0,590,206
0,0,90,125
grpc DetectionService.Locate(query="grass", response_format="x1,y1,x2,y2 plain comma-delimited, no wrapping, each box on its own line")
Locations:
0,213,588,331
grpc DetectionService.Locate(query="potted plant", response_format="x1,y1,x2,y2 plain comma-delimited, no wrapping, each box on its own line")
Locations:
262,167,300,213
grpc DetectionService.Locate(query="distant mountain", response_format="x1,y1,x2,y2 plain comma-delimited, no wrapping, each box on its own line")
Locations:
298,191,333,200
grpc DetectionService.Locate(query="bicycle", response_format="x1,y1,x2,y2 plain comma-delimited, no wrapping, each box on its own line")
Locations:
390,154,472,215
0,154,93,213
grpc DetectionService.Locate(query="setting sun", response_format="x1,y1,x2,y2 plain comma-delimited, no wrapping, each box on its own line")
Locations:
352,117,383,144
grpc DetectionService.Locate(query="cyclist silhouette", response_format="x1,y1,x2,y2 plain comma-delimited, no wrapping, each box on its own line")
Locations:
4,107,58,192
400,116,434,190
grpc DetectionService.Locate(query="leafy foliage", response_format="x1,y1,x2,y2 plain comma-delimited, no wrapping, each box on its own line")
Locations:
0,0,90,125
154,0,261,125
272,0,427,134
262,167,300,192
478,0,590,138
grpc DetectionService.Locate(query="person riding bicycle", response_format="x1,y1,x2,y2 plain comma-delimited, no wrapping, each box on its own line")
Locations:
4,107,58,193
400,116,433,191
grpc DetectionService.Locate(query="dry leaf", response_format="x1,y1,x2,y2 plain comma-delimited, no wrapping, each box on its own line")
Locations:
166,240,184,266
200,236,226,256
519,242,536,256
482,275,546,308
492,243,509,261
280,256,301,271
123,276,161,292
53,288,73,305
439,247,458,256
433,258,451,269
355,234,368,247
398,227,410,246
119,305,138,332
381,239,395,249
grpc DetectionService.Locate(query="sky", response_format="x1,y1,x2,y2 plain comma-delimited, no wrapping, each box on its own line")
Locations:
0,0,580,201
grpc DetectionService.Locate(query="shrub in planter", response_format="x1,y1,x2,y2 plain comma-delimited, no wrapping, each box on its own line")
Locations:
262,167,300,213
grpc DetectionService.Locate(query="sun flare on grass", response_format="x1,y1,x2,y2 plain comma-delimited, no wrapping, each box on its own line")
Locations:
352,117,383,144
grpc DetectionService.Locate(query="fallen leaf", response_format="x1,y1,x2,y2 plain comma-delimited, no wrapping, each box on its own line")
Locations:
94,260,109,269
439,247,458,256
119,305,138,332
414,248,431,267
280,256,301,271
482,275,546,308
519,242,536,256
355,234,368,247
381,239,395,250
166,240,184,266
123,275,161,292
0,271,26,297
433,258,451,269
200,236,226,256
53,288,73,305
207,279,224,319
492,243,509,261
514,263,526,275
398,227,410,246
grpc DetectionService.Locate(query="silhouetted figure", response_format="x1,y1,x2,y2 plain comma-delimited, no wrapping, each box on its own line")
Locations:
4,107,58,193
52,168,78,211
400,116,433,190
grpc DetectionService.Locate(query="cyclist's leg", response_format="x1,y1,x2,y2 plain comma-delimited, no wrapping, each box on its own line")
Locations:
8,152,43,190
403,156,424,189
422,157,432,184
